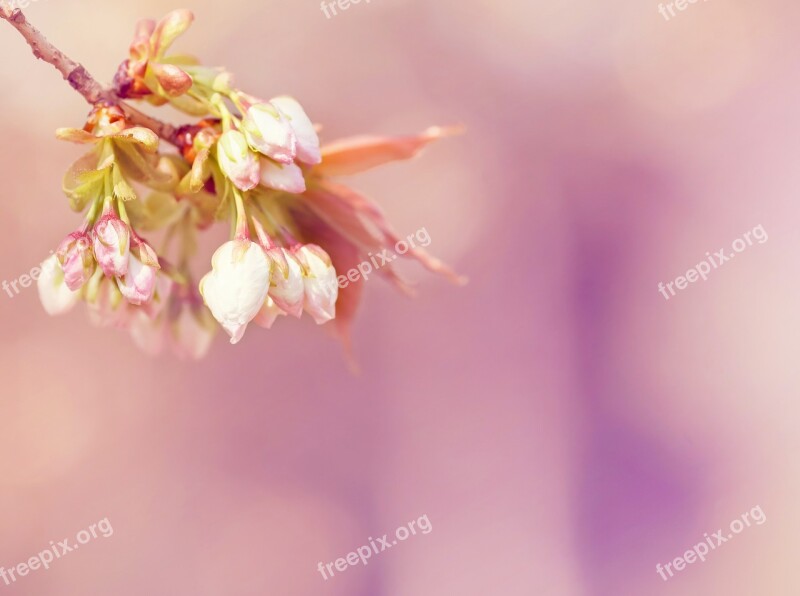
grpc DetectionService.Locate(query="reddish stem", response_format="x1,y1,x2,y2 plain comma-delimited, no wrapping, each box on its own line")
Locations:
0,3,181,147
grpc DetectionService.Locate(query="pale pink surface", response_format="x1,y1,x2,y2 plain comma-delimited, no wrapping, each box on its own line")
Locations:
0,0,798,594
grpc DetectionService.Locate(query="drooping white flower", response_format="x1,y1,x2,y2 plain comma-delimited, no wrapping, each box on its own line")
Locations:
217,130,260,191
295,244,338,324
37,254,80,315
270,96,321,165
268,248,305,318
259,158,306,194
242,103,297,165
253,295,285,329
199,240,270,344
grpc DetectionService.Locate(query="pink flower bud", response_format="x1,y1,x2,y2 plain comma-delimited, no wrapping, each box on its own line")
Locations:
56,231,95,291
93,213,131,277
117,254,158,305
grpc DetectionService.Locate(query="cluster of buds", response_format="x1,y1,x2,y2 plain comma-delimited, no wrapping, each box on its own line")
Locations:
39,9,464,361
200,237,338,344
37,102,217,358
40,209,160,313
227,94,321,193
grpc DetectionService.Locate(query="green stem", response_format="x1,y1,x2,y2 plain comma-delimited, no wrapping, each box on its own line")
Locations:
232,188,249,240
117,196,129,224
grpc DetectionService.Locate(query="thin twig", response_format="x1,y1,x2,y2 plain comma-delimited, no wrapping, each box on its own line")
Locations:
0,3,181,147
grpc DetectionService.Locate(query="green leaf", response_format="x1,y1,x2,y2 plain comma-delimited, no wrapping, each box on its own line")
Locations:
112,165,137,202
62,149,105,212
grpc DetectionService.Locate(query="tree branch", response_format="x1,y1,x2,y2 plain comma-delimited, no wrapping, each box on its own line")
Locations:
0,3,181,147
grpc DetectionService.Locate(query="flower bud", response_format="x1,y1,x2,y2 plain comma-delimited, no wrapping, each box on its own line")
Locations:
268,248,305,318
142,273,174,319
117,254,158,305
129,310,167,356
295,244,338,324
242,104,297,165
199,240,270,344
171,304,217,360
56,231,95,291
86,275,131,328
184,66,232,94
217,130,260,191
150,63,193,97
37,255,79,316
270,96,321,165
253,296,285,329
259,158,306,194
93,212,131,277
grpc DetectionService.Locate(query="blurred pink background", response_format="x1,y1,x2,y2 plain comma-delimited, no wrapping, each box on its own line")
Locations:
1,0,798,594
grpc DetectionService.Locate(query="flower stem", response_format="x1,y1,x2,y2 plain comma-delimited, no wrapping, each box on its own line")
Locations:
0,3,182,146
232,189,250,240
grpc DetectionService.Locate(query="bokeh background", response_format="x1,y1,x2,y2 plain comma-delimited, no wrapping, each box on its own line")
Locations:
1,0,798,593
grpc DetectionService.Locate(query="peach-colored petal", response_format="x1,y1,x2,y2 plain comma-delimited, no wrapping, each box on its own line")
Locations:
317,180,466,285
316,125,464,177
152,9,194,57
112,127,160,152
55,128,99,144
130,18,156,64
301,187,384,254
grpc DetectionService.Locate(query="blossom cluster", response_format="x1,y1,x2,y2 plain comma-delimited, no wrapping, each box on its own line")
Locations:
39,9,463,360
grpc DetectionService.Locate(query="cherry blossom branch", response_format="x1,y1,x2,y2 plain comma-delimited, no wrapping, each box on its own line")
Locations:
0,3,181,147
